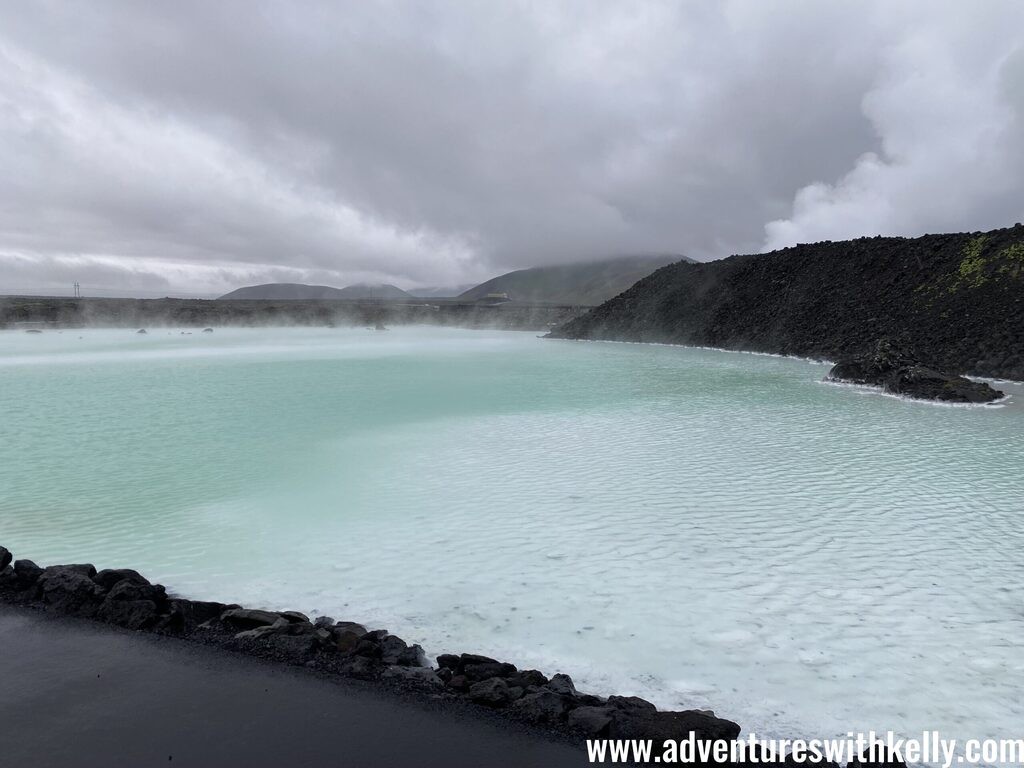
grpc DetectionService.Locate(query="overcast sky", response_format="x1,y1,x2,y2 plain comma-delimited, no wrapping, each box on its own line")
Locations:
1,1,1023,297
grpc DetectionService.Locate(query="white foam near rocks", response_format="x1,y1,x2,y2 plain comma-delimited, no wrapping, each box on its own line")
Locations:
819,378,1014,408
2,326,1023,752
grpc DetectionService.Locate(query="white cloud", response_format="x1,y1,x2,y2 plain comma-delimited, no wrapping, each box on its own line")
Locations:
0,1,1022,295
0,41,480,294
764,3,1024,249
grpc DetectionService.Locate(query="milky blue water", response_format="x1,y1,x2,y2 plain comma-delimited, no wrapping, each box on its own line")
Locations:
1,326,1022,747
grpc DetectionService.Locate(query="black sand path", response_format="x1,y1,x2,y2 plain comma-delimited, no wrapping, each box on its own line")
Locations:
0,605,588,767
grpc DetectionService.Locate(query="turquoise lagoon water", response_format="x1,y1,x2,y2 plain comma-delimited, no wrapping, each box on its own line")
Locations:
1,326,1022,746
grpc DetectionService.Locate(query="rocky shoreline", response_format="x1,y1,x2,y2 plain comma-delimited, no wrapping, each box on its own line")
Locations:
0,545,920,766
551,225,1024,384
0,544,743,751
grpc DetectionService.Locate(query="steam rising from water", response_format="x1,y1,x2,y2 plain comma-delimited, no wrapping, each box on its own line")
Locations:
1,327,1022,744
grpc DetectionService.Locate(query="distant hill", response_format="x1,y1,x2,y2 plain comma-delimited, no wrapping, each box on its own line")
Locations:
407,284,475,298
458,255,688,306
219,283,412,300
219,283,341,300
551,225,1024,381
334,283,412,300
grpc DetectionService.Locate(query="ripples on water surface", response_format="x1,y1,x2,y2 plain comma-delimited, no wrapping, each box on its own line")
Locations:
1,327,1022,746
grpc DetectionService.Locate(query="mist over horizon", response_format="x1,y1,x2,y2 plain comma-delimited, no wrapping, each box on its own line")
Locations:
2,1,1023,298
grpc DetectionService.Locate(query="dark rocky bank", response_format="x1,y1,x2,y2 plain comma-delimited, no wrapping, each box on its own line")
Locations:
826,338,1004,403
0,544,920,767
551,225,1024,383
0,545,914,766
0,545,738,751
0,544,922,767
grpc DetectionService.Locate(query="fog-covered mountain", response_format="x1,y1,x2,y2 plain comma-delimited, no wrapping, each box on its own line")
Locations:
219,283,412,300
458,255,689,305
406,285,475,298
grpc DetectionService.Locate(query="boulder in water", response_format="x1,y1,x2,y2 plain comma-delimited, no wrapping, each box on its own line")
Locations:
827,338,1003,403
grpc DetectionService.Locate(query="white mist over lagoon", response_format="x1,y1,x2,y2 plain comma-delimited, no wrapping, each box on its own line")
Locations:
1,326,1022,746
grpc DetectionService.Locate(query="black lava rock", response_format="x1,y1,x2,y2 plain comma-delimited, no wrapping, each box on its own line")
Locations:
511,690,575,723
221,608,285,630
37,565,105,616
98,599,160,630
382,665,443,688
436,653,460,670
341,655,381,680
93,568,150,592
104,578,167,606
567,705,614,735
827,338,1003,403
608,708,741,743
607,695,657,713
506,669,549,688
157,598,234,633
332,621,368,635
396,644,427,667
379,635,410,664
464,661,517,681
13,559,43,587
468,677,521,707
331,628,363,654
545,673,577,696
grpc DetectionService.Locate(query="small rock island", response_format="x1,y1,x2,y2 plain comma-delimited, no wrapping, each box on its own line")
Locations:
826,338,1004,403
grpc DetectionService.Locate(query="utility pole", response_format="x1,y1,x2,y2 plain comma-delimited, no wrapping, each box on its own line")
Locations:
73,281,80,298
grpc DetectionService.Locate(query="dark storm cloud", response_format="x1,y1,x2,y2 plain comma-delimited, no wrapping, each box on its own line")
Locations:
1,1,1022,296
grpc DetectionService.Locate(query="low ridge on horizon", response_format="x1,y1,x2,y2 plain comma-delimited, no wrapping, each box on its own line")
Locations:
457,254,692,306
216,254,690,306
219,282,413,301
